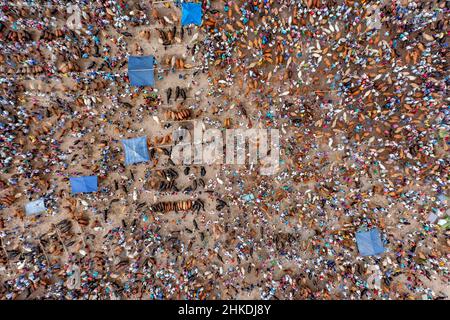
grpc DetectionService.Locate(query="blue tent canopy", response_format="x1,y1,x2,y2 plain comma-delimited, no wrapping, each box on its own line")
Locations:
122,136,150,166
181,3,203,26
356,228,385,256
25,198,46,216
242,193,255,203
70,176,98,194
128,56,155,87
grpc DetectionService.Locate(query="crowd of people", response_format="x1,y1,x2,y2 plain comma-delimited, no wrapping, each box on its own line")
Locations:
0,0,448,300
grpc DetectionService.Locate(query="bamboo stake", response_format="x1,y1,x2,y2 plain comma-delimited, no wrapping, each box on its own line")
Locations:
54,227,70,257
0,238,13,271
75,220,87,249
38,239,51,267
10,66,203,84
152,0,177,4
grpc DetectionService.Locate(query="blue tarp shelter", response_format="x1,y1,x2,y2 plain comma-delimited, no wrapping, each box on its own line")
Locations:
25,198,46,216
128,56,155,87
122,136,150,166
242,194,255,203
181,3,202,26
356,228,385,256
70,176,98,194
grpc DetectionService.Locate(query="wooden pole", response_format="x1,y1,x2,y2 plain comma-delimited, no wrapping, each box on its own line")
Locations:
54,228,70,257
38,239,51,267
0,238,13,271
76,221,87,249
152,0,177,4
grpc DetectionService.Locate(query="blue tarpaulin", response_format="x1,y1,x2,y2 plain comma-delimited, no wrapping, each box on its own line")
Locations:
242,194,255,203
70,176,98,194
181,3,202,26
122,136,150,165
356,229,385,256
25,198,46,216
128,56,155,87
